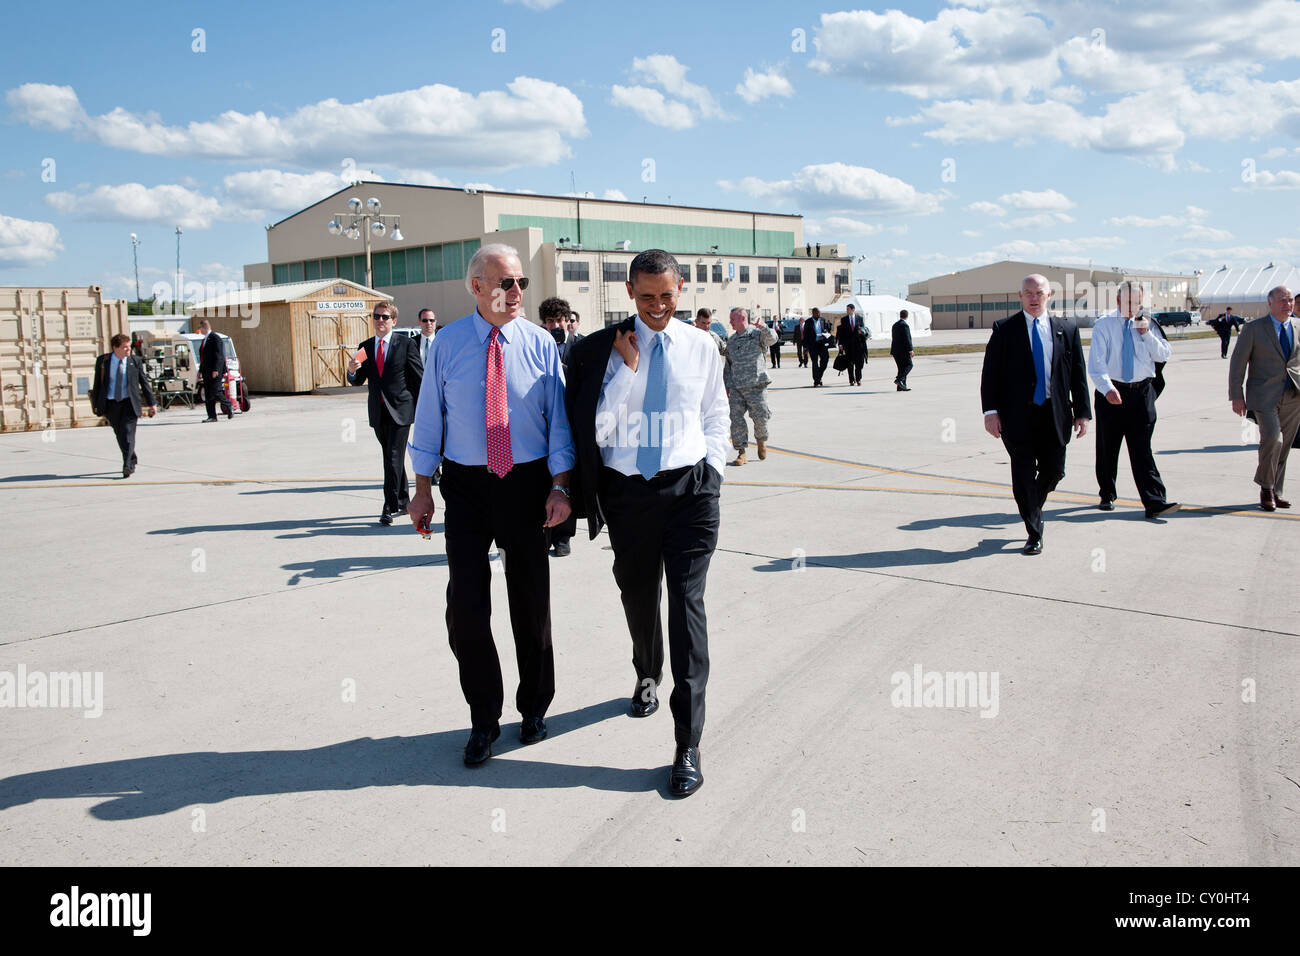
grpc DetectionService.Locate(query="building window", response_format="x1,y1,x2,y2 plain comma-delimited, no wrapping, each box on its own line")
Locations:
758,266,778,284
603,261,626,282
739,265,750,283
712,264,723,283
407,249,425,284
817,268,825,285
288,261,305,283
272,264,289,284
443,243,465,281
696,264,708,283
604,311,629,327
783,267,801,284
390,250,406,286
372,252,391,287
563,261,590,282
674,310,691,320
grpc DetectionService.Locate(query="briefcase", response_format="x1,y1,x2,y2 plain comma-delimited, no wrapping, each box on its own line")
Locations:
832,351,849,372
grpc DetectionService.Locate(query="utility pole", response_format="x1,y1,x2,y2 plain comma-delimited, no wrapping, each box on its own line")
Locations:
856,278,874,296
175,226,183,315
130,233,142,303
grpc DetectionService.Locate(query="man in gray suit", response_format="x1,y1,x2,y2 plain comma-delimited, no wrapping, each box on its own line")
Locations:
1228,285,1300,511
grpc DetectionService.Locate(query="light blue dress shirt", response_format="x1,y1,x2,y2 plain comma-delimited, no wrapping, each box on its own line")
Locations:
408,311,575,477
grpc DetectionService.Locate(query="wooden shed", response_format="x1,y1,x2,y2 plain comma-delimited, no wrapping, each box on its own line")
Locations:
191,279,392,393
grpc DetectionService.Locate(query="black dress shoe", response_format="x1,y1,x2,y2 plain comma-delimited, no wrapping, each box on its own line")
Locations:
552,539,571,557
629,679,659,718
520,716,547,744
1146,501,1180,519
1022,537,1043,556
122,467,131,478
669,746,703,798
202,417,217,423
226,408,233,419
379,511,394,526
464,727,500,766
1097,499,1114,511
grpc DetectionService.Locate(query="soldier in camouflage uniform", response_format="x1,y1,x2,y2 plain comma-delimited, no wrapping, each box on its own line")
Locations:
724,307,777,465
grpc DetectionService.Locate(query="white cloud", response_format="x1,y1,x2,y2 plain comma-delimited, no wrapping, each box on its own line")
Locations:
809,6,1059,100
221,169,350,217
736,67,794,104
1250,169,1300,189
503,0,563,9
1183,224,1234,240
1262,146,1300,159
966,200,1005,217
0,214,63,266
45,183,229,229
1000,212,1075,230
388,168,454,187
962,229,983,237
602,189,628,201
803,216,883,237
629,55,727,119
999,189,1074,212
717,163,944,216
609,85,694,130
6,78,588,171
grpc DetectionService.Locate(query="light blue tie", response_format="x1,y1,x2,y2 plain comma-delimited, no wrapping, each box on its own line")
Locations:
1121,319,1135,382
637,333,667,480
1031,319,1047,405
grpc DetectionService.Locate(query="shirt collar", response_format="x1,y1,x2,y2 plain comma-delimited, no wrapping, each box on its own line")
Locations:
634,315,677,345
473,310,516,344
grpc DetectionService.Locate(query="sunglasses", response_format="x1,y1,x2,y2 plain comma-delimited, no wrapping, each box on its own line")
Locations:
486,276,529,291
419,318,436,324
372,313,393,320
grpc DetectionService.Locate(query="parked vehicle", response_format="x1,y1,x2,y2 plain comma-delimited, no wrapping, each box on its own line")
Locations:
1152,310,1194,328
777,317,801,343
178,331,250,413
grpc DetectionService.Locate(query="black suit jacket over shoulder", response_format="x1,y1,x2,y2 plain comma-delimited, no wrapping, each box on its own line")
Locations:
980,310,1091,446
564,318,634,539
350,333,423,428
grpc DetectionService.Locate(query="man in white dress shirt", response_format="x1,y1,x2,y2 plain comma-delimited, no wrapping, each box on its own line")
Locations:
416,308,437,365
1087,281,1179,518
564,249,729,797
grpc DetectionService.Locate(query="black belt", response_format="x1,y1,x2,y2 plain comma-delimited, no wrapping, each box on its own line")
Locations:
445,457,545,473
1114,378,1152,389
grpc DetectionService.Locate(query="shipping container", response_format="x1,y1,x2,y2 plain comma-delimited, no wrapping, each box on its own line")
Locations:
0,286,129,433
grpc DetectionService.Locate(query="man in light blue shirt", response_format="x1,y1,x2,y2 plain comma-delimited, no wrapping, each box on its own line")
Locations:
407,243,574,767
1087,281,1178,518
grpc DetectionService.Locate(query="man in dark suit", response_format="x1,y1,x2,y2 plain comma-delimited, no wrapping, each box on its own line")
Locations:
1208,307,1235,359
197,319,233,421
347,301,423,525
539,296,579,556
980,274,1092,555
837,304,868,386
802,307,831,386
91,333,158,478
566,249,729,798
891,310,914,391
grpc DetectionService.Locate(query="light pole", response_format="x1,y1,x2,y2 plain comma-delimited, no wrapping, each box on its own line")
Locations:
175,226,183,315
130,233,142,303
326,197,403,288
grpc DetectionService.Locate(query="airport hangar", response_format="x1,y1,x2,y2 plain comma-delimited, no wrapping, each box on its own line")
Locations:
244,182,854,338
908,260,1201,329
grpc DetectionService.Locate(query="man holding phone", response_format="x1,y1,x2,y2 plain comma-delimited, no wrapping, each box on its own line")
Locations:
1087,281,1178,518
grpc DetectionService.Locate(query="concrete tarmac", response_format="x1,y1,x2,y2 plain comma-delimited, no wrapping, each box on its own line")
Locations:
1,333,1295,865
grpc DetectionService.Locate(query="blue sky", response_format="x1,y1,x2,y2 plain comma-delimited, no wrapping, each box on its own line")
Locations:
2,0,1298,301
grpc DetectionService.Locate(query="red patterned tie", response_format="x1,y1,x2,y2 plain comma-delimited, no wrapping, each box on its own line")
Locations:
376,338,385,377
486,327,512,477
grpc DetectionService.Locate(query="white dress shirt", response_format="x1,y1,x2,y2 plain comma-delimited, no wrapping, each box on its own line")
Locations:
1088,308,1172,394
419,332,435,365
596,317,729,477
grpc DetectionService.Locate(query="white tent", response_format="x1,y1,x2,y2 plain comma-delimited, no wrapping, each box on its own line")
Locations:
798,294,932,339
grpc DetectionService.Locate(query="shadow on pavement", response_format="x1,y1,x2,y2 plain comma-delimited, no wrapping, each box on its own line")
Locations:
146,516,441,540
1156,445,1249,455
0,700,658,820
753,537,1016,570
282,552,447,584
239,484,379,496
0,472,121,482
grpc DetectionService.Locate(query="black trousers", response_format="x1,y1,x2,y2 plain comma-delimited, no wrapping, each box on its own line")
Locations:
546,510,576,548
204,375,232,418
601,460,720,748
441,458,554,733
796,340,806,366
1217,329,1231,358
1095,382,1166,510
893,354,913,386
1002,402,1067,539
808,343,830,384
846,346,865,385
104,399,138,469
769,342,781,367
373,413,411,514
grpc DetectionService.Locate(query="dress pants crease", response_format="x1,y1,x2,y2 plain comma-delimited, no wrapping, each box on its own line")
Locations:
441,458,554,733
